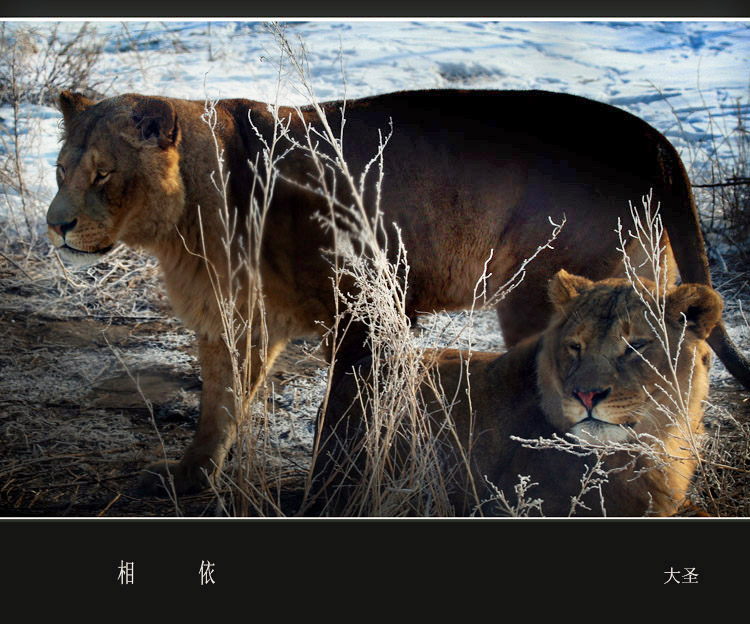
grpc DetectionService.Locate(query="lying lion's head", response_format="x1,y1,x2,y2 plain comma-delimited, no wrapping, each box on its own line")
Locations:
46,91,185,266
537,269,722,445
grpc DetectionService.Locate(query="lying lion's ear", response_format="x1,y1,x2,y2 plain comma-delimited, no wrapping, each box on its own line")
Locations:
131,97,180,149
548,269,593,310
666,283,723,339
59,90,95,127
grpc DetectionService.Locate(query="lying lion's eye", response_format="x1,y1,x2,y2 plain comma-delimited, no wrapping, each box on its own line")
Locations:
628,339,650,352
56,163,65,180
568,342,582,353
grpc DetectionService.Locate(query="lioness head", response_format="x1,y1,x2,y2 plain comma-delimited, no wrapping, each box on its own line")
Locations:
46,91,185,266
537,269,723,445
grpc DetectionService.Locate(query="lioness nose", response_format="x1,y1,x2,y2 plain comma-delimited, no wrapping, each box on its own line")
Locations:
49,218,78,237
573,388,611,411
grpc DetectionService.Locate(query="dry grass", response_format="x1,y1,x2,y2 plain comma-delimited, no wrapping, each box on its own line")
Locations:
660,80,750,268
0,23,748,518
196,80,301,517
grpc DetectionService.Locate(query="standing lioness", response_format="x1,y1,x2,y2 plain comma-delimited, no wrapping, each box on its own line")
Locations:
320,270,723,516
46,89,749,495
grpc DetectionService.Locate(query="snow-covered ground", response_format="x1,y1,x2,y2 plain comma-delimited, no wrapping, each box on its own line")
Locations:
2,19,749,215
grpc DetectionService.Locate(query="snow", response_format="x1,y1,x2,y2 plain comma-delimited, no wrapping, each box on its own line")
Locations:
3,19,747,326
1,19,748,211
2,20,748,354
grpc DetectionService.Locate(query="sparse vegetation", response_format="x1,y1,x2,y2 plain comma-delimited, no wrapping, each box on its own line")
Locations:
0,23,105,245
692,93,750,265
660,78,750,271
0,22,748,518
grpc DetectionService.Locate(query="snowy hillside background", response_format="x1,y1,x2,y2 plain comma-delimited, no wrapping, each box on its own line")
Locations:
2,20,749,219
31,21,750,355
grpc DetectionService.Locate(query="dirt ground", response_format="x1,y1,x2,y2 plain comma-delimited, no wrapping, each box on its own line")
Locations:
0,250,326,517
1,248,749,517
0,304,326,517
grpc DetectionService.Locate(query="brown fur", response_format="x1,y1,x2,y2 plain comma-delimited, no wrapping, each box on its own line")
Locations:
46,89,748,495
321,271,723,516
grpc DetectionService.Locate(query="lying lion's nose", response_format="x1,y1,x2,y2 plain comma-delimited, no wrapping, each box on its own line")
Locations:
573,387,611,411
49,218,77,237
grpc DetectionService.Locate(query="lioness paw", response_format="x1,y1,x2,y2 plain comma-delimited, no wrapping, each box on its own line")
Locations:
137,459,211,497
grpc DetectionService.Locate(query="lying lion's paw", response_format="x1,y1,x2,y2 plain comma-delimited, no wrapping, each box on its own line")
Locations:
137,459,211,497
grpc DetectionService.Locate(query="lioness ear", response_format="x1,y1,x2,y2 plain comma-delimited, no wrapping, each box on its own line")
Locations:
59,90,95,127
666,284,723,339
548,269,593,310
131,97,180,149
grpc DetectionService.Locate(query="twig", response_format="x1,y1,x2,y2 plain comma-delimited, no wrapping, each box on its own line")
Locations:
693,177,750,188
97,492,121,516
0,447,133,478
0,250,34,280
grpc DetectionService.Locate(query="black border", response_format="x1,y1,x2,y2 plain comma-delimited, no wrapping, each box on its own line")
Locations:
1,0,749,18
5,519,747,606
2,4,749,607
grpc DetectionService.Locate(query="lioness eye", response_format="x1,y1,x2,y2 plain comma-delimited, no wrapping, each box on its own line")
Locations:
94,170,111,184
568,342,582,353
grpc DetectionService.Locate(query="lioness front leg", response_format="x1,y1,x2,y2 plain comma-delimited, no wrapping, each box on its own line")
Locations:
139,333,286,496
139,337,236,495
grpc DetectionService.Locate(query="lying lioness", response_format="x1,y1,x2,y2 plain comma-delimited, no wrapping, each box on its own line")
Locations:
317,270,723,517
